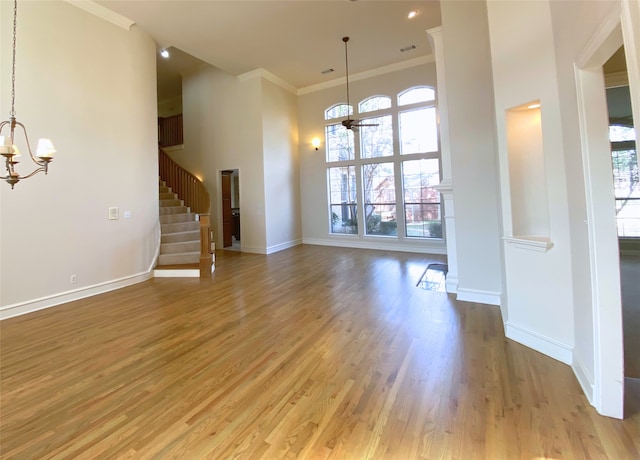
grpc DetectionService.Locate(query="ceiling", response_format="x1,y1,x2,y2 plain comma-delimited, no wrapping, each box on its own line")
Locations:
96,0,442,100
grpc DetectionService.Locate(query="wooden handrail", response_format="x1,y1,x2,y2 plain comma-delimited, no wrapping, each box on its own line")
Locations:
158,148,210,215
159,148,213,278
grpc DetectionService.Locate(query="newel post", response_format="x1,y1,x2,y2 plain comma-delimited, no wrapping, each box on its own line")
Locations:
199,213,213,278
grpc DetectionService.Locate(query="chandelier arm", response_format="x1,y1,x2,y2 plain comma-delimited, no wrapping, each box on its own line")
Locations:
5,165,48,180
12,120,48,166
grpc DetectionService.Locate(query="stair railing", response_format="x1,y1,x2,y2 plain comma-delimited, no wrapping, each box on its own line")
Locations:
159,148,213,277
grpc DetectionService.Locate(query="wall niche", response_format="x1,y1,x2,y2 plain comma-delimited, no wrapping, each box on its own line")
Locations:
504,101,553,251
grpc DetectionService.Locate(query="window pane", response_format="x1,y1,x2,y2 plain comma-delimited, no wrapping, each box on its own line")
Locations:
328,166,358,234
360,115,393,159
359,96,391,113
326,123,354,162
612,147,640,237
609,125,636,142
325,104,353,120
405,205,442,238
363,162,396,236
402,159,442,238
400,107,438,154
398,86,435,106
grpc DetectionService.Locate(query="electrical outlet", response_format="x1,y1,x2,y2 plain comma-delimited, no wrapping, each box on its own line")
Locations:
70,275,77,284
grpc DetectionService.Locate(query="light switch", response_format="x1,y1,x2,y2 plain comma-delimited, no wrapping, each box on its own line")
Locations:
108,207,119,220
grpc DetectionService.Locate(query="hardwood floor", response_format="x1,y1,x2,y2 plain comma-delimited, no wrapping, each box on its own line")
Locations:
1,245,639,459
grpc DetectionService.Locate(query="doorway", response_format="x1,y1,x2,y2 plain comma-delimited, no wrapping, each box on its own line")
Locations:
604,47,640,386
221,170,241,250
575,8,640,417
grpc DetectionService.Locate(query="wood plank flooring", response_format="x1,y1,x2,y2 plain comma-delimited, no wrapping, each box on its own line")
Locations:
1,245,639,459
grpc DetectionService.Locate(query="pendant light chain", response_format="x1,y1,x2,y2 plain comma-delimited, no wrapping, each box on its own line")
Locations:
10,0,17,118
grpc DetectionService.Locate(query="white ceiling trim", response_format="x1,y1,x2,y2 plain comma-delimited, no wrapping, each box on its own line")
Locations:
65,0,134,30
237,69,298,95
297,54,435,96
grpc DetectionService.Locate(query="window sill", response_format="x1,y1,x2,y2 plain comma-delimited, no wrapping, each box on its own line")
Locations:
503,236,553,252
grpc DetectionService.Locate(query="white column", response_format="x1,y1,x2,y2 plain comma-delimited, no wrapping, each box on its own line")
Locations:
427,26,458,294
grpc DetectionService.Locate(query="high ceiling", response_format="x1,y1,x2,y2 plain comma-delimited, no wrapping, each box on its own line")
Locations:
96,0,442,99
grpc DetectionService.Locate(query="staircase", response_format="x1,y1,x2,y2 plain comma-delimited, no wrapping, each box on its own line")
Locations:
158,180,201,266
156,148,213,278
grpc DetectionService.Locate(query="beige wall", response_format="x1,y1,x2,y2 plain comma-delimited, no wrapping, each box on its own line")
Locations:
0,1,158,315
262,79,301,252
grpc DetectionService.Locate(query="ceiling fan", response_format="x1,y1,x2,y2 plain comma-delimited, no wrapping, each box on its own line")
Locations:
341,37,378,131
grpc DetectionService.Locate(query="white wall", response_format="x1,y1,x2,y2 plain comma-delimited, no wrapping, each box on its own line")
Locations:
297,64,446,254
0,1,158,318
177,66,301,254
261,79,301,253
486,0,576,362
439,0,503,305
177,65,267,252
549,0,639,418
486,0,639,417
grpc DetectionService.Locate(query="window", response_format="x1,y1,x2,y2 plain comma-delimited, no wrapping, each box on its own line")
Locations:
325,104,352,120
398,87,435,106
324,85,442,240
399,107,438,154
402,159,441,238
326,123,354,162
610,124,639,237
359,96,391,113
363,163,396,235
360,115,393,159
328,166,358,234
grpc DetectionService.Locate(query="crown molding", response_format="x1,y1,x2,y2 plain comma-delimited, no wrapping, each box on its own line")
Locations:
237,68,298,95
297,55,435,96
64,0,135,30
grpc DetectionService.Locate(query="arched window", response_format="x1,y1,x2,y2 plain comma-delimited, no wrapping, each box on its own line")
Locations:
325,104,352,120
359,96,391,113
398,86,435,106
324,85,442,240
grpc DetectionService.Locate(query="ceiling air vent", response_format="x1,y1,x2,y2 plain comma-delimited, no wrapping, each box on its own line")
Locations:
321,68,335,75
400,45,416,53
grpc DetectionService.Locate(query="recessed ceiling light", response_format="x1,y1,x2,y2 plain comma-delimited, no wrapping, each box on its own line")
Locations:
160,49,170,59
408,10,418,19
528,103,541,109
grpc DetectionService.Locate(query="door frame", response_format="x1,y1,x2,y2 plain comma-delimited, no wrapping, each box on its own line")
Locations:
574,0,640,418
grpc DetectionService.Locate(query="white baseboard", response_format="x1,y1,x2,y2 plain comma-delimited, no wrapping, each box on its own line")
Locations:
456,287,501,306
572,353,595,404
0,271,153,320
266,239,303,254
505,321,573,365
302,237,447,255
445,275,458,294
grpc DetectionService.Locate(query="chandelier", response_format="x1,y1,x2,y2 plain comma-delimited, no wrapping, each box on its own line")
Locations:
0,0,56,189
